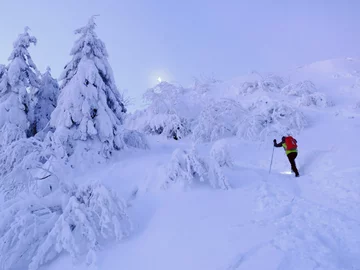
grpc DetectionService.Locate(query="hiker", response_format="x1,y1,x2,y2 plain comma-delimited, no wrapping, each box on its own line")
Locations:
273,136,300,177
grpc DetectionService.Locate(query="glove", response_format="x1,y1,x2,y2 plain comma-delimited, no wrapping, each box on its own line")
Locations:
273,139,276,143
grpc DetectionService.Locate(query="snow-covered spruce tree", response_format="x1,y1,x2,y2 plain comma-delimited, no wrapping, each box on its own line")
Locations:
50,16,147,160
126,81,191,140
0,27,40,145
29,67,59,137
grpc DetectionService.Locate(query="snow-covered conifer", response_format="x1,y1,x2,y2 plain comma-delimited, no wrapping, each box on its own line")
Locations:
0,27,40,145
50,16,146,159
29,67,59,136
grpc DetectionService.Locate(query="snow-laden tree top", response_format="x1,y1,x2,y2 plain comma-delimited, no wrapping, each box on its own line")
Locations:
59,15,125,116
0,27,40,144
7,27,40,91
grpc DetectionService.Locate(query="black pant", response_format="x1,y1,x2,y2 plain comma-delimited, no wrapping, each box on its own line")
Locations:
287,152,299,176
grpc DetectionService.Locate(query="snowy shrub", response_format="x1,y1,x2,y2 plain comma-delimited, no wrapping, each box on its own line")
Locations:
143,82,185,113
238,75,285,96
127,81,191,140
163,147,230,190
192,75,221,95
0,28,40,142
0,181,131,270
50,17,147,159
355,78,360,89
192,98,245,142
0,122,27,148
281,81,333,108
237,99,307,141
29,67,59,136
238,81,259,95
143,113,190,140
0,137,48,200
352,100,360,110
260,75,285,92
165,148,207,187
296,92,334,108
281,80,315,96
210,139,233,168
208,159,229,190
121,128,149,149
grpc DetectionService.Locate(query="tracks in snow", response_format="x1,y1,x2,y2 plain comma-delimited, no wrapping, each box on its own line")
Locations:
223,162,360,270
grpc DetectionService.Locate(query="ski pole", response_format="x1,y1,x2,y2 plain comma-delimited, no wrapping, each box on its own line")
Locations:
269,146,275,174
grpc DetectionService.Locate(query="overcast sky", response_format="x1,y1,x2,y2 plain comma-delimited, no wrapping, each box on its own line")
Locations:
0,0,358,109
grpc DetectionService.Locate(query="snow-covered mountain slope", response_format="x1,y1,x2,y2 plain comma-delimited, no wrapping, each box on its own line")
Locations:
289,57,360,107
41,58,360,270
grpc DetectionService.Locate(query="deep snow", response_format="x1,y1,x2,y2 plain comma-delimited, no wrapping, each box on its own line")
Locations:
40,58,360,270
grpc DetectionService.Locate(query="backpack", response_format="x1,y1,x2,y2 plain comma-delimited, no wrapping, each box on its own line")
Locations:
284,136,297,150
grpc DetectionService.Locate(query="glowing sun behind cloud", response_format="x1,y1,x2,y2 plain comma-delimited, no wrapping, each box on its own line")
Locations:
148,69,174,87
